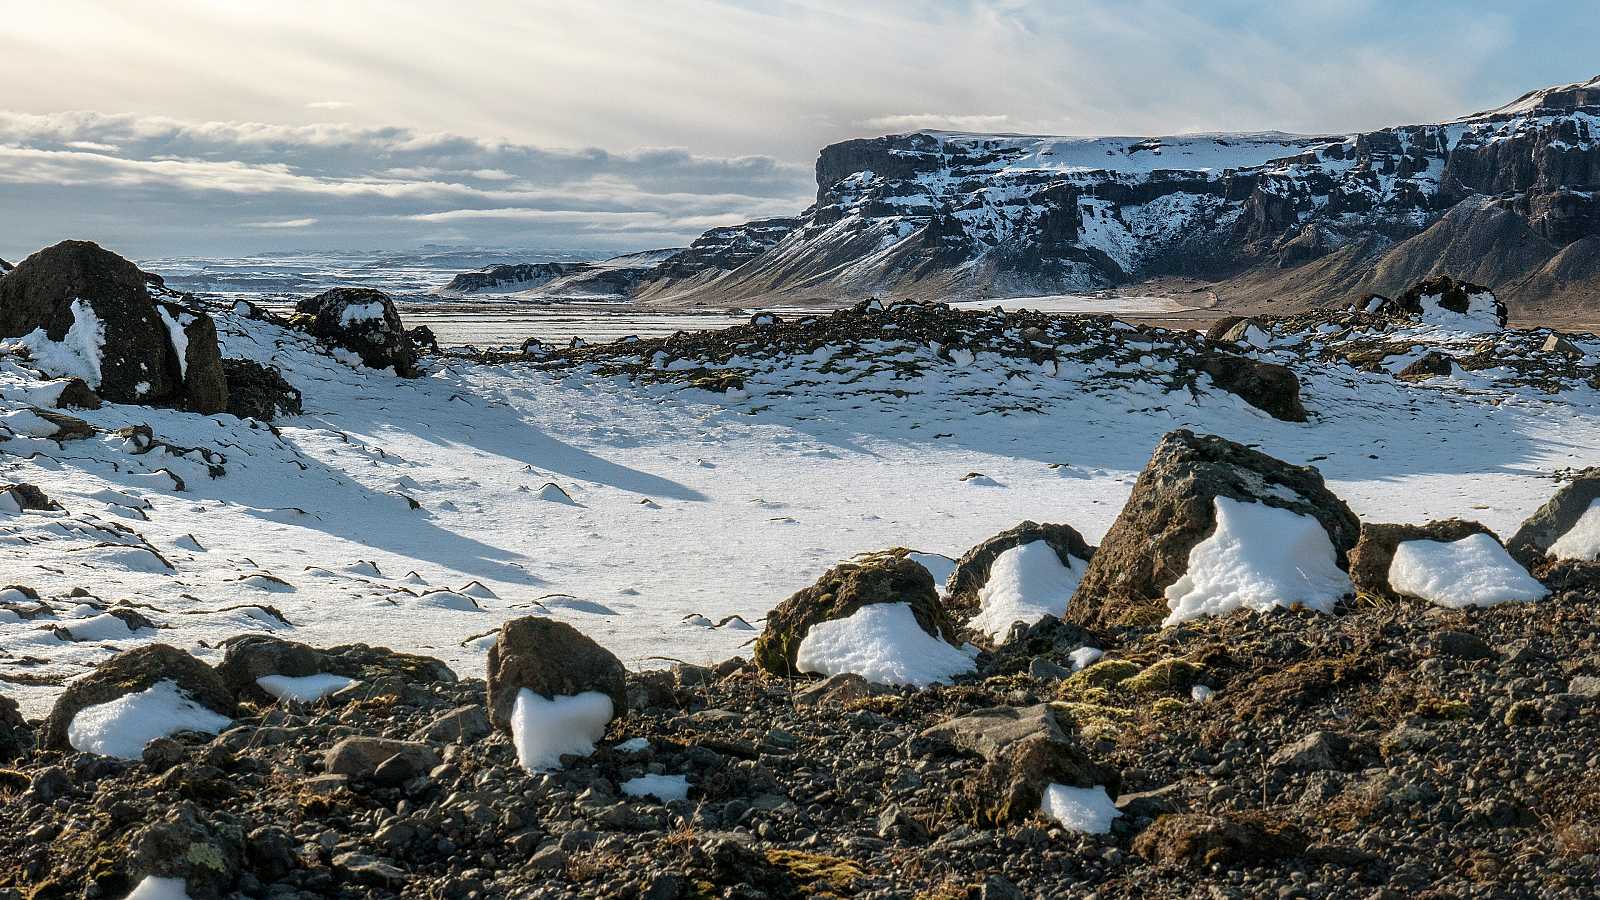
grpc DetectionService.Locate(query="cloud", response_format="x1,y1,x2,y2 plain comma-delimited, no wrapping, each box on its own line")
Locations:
245,217,318,229
0,110,816,256
857,114,1018,133
305,101,353,110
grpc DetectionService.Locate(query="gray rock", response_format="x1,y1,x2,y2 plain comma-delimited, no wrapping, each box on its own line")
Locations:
323,737,441,780
411,705,492,743
793,672,878,708
1269,731,1350,772
128,802,246,900
1507,468,1600,565
1567,675,1600,698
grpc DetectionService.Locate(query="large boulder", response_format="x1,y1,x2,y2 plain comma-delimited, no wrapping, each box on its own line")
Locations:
1068,430,1361,628
485,617,627,729
221,358,303,420
753,550,958,675
1348,519,1496,602
127,802,247,900
922,704,1119,827
292,288,418,377
0,241,227,412
944,521,1095,618
1198,354,1308,422
42,644,234,751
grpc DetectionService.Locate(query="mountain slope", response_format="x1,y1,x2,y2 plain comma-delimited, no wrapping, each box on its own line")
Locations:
634,75,1600,316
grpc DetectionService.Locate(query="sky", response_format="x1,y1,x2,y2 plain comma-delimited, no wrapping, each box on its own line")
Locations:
1,0,1596,259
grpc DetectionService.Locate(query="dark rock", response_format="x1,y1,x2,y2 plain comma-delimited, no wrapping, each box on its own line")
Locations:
0,241,226,411
945,521,1095,617
42,644,234,751
754,550,958,675
1507,468,1600,566
1268,731,1351,772
1396,275,1507,328
220,358,302,421
408,325,440,353
214,635,328,700
1132,812,1309,868
1068,430,1360,628
291,287,418,377
485,616,628,730
0,482,62,512
52,377,101,409
1348,519,1496,602
1198,353,1308,422
1432,630,1495,660
793,672,879,708
1396,351,1455,380
128,802,246,900
922,704,1118,826
1203,315,1249,343
0,693,30,763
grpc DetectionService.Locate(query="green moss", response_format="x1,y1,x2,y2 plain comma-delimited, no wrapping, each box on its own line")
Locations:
1124,658,1205,695
1067,658,1141,689
1416,698,1471,720
764,849,863,889
1151,697,1186,714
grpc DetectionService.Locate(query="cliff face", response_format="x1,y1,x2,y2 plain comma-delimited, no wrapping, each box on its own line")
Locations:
639,75,1600,313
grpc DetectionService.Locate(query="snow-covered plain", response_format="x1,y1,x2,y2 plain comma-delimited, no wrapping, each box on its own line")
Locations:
2,305,1598,715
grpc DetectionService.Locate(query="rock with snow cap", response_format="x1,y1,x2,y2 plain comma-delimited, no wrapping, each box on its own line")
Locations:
42,644,234,751
944,521,1095,620
1198,353,1307,422
214,634,330,701
1348,519,1497,602
485,616,628,729
0,482,62,512
1397,350,1455,380
0,240,227,412
1067,429,1360,629
127,801,247,899
753,549,959,676
1507,468,1600,565
291,287,418,377
1395,275,1507,329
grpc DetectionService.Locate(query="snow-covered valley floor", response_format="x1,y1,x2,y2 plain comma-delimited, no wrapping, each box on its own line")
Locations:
2,306,1597,716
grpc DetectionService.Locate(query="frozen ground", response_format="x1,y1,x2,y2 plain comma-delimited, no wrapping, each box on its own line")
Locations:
2,305,1597,716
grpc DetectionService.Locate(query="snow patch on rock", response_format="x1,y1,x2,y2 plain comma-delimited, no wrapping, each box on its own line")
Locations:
1388,533,1547,608
1163,497,1352,627
13,299,105,387
621,773,690,802
968,540,1086,640
510,688,612,771
794,601,974,687
1040,783,1121,834
1547,498,1600,561
256,672,355,703
66,679,232,759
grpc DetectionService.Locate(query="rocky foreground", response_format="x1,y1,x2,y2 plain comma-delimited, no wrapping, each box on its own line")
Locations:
3,432,1599,900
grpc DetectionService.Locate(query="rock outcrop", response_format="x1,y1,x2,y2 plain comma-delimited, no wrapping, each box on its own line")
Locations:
0,241,227,412
1068,430,1360,628
291,288,418,377
221,358,302,421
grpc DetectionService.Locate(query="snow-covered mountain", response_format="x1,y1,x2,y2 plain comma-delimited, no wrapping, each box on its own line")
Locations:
609,75,1600,313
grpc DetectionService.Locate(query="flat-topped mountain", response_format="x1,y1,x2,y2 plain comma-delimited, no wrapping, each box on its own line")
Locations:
451,75,1600,319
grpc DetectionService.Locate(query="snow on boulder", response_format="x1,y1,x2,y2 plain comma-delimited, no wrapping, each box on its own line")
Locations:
125,877,193,900
510,689,613,771
215,635,329,699
43,643,234,752
0,241,227,411
1349,519,1498,602
255,672,355,703
945,521,1094,623
0,482,61,513
485,616,628,733
1508,468,1600,564
794,601,975,687
753,549,961,678
1388,533,1547,608
921,703,1119,827
291,287,418,377
1162,497,1354,626
1069,430,1361,629
968,540,1090,641
65,679,233,759
1395,275,1507,332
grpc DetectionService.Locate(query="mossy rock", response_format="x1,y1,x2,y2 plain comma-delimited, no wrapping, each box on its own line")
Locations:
1067,658,1141,689
1417,698,1471,720
763,849,863,890
754,550,957,675
1151,697,1187,714
1124,658,1206,695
